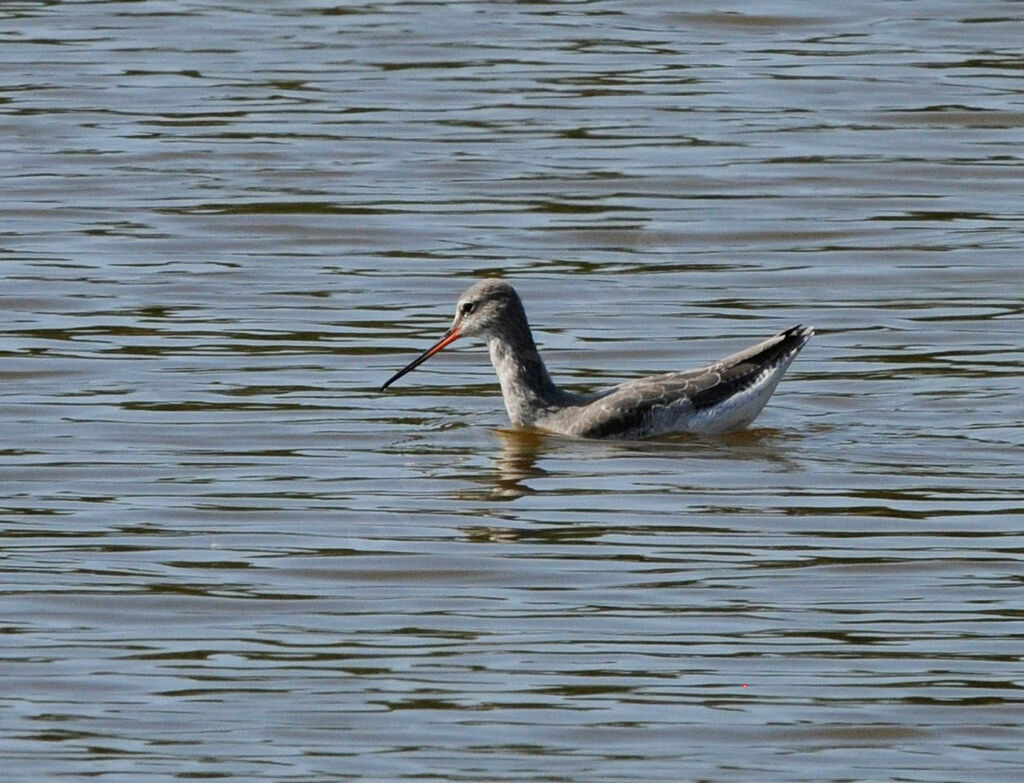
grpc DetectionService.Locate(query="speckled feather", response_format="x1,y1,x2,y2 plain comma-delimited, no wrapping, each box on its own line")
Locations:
543,325,813,438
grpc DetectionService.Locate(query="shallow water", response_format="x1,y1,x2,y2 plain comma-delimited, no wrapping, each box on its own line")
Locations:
2,1,1023,781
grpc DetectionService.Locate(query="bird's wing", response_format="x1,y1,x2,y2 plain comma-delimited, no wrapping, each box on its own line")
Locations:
563,325,813,439
675,324,813,410
562,369,709,439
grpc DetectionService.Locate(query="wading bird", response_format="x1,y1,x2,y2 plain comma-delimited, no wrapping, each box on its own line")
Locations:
382,279,812,439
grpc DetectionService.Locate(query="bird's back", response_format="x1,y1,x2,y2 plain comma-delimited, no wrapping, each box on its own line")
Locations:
538,325,814,439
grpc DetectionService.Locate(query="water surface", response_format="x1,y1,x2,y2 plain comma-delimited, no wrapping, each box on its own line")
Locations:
2,1,1022,781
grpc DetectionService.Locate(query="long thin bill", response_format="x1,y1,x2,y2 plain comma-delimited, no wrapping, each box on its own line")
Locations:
381,327,462,390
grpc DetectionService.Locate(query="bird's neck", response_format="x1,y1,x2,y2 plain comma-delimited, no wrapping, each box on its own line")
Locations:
487,334,566,427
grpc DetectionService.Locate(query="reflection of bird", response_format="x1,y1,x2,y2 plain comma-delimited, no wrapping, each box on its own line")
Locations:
382,279,813,439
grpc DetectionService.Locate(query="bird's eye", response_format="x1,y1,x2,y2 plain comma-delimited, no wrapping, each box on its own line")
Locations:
460,301,476,316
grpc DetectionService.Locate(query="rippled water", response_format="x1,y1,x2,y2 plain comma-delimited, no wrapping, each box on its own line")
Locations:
2,1,1023,780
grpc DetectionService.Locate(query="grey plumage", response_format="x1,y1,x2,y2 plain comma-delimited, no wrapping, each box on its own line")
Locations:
382,279,813,439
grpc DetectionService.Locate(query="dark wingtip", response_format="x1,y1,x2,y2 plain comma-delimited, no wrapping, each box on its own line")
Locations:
783,324,814,342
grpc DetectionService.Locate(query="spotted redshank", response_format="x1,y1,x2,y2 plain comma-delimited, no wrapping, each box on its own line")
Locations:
382,279,813,439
